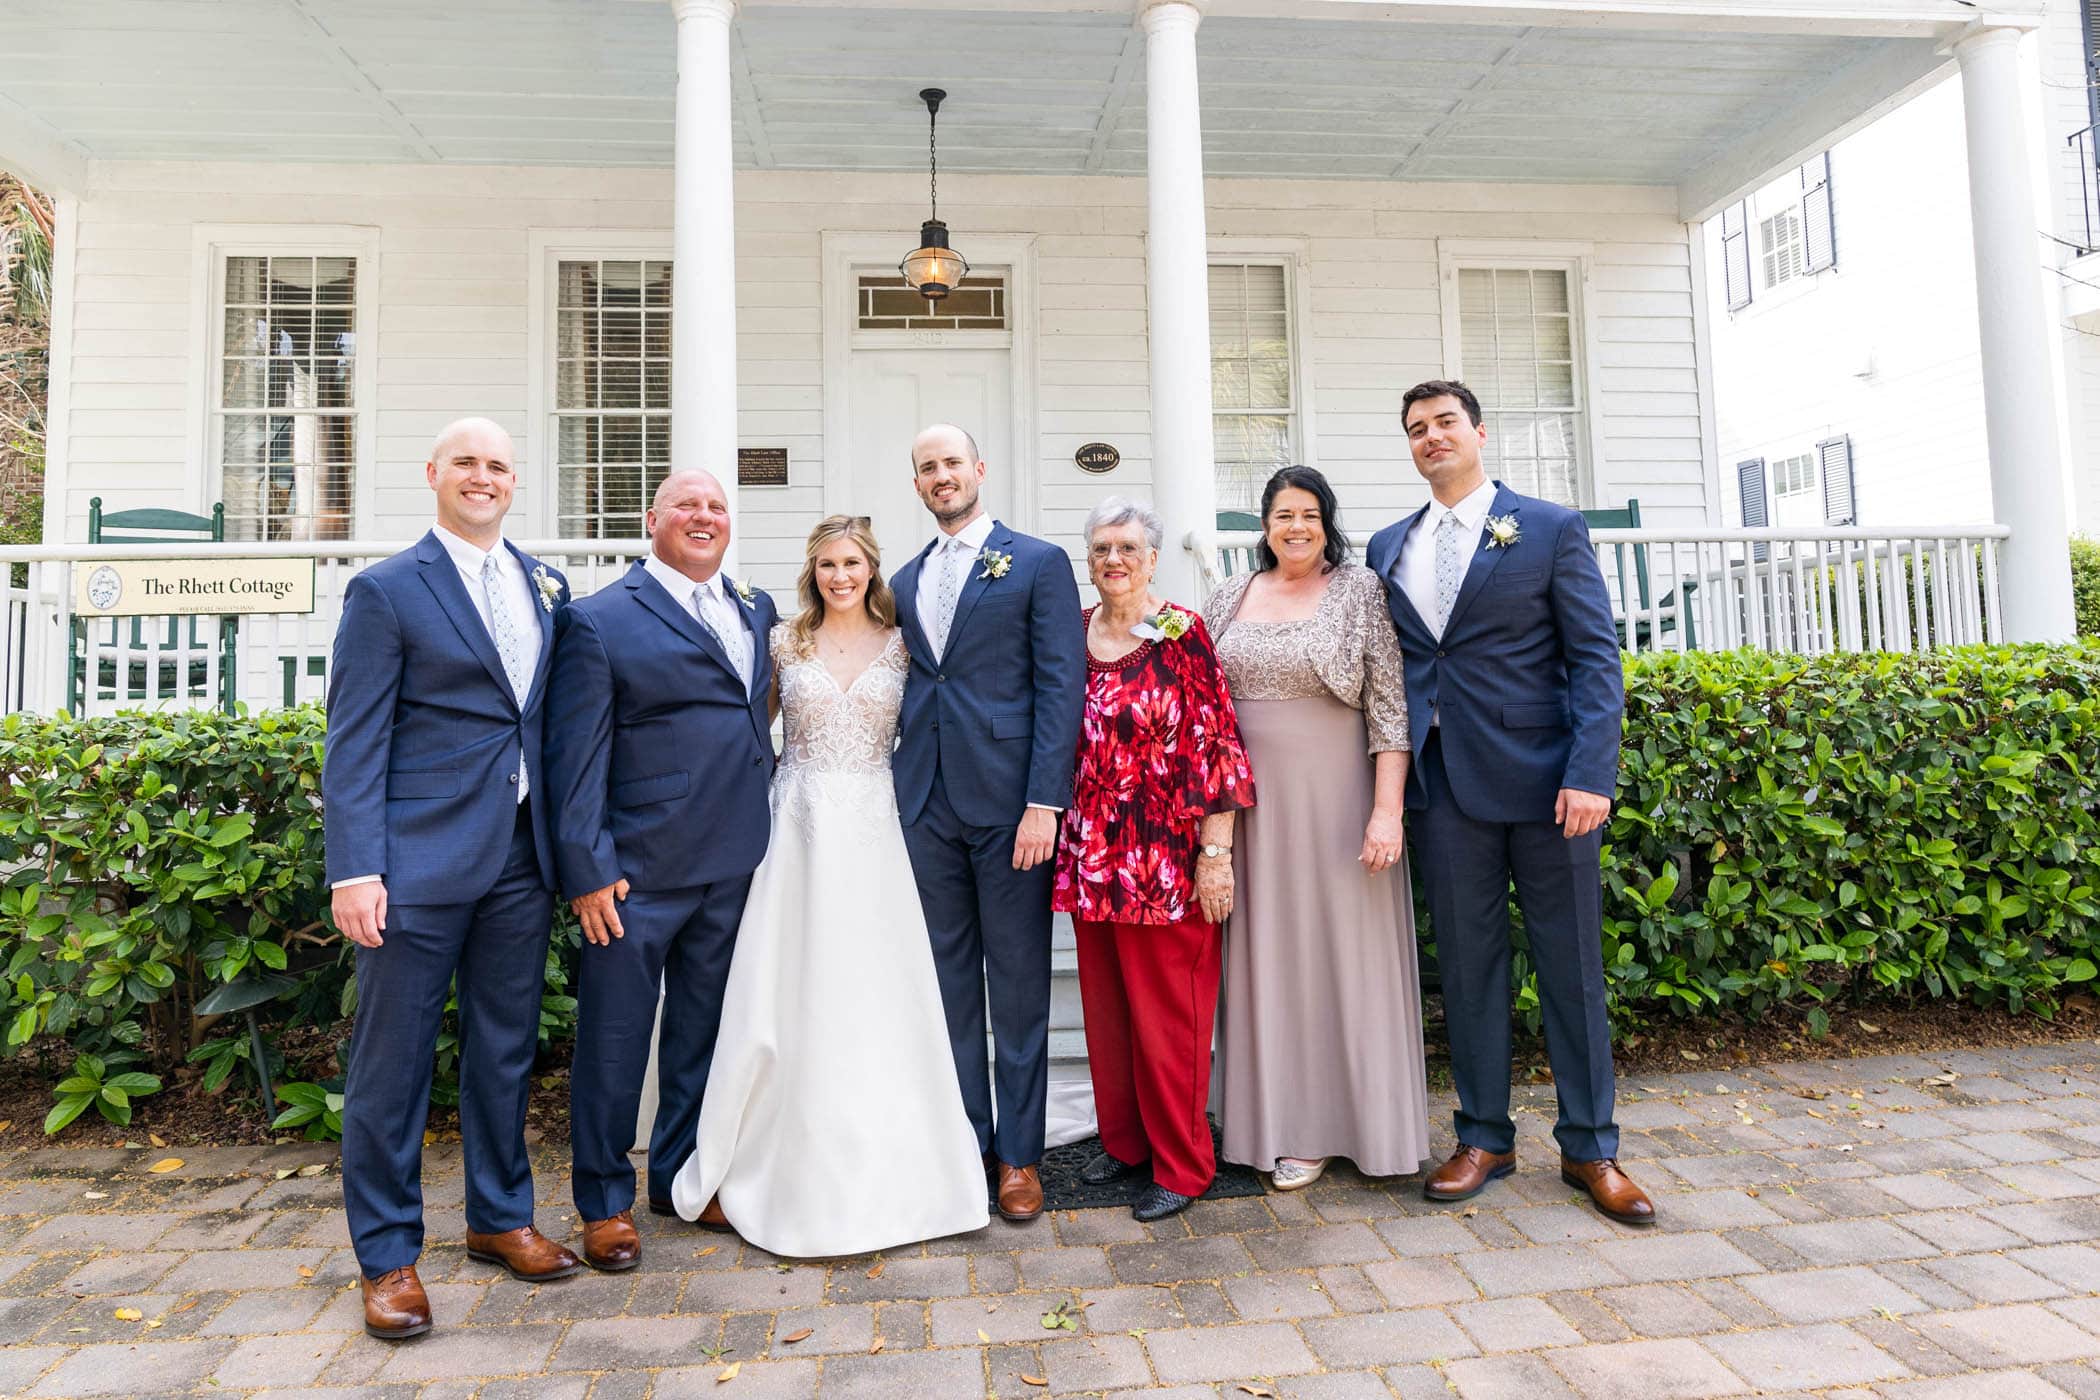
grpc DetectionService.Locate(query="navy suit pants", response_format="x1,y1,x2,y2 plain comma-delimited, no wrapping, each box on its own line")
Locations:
1413,732,1619,1161
569,877,750,1220
341,802,553,1278
902,777,1052,1167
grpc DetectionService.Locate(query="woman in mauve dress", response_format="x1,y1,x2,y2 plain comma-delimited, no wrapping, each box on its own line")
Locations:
1204,465,1431,1189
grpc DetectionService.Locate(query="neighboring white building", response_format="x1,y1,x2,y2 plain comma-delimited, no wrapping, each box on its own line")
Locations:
1707,0,2100,540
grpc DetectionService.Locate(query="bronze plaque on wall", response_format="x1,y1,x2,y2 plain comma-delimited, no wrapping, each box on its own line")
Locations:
738,447,789,486
1074,442,1120,474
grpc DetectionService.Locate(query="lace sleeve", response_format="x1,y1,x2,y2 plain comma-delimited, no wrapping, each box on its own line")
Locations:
769,620,811,665
1350,572,1411,754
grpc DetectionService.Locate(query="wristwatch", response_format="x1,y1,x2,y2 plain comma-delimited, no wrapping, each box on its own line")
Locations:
1198,843,1232,859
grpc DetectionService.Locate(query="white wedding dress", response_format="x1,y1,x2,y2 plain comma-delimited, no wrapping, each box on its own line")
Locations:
670,625,990,1256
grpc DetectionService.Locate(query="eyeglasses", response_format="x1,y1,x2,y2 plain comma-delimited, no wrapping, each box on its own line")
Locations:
1088,542,1153,561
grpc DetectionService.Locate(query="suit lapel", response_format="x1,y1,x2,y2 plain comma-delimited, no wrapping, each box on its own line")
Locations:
893,542,936,661
1367,508,1435,648
1441,483,1522,638
943,521,1007,648
509,542,556,708
628,563,741,685
415,531,515,709
724,574,768,702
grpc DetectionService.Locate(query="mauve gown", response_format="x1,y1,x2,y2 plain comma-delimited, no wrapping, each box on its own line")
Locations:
1208,567,1432,1177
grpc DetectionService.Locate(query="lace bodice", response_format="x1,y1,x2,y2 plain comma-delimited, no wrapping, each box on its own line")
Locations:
774,624,907,777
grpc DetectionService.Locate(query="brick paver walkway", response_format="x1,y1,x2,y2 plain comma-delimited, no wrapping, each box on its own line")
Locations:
6,1043,2100,1397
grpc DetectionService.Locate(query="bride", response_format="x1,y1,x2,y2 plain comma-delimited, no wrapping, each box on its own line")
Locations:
670,515,990,1256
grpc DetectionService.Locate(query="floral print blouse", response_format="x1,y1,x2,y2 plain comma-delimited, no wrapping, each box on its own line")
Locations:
1052,605,1257,925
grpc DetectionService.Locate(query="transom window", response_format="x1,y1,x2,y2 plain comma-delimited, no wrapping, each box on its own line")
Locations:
1455,266,1583,506
554,259,672,539
217,255,357,540
1760,208,1804,291
856,274,1006,331
1772,452,1816,499
1210,262,1296,512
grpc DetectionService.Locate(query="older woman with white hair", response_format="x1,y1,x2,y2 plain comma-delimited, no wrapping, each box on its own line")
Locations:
1052,497,1255,1222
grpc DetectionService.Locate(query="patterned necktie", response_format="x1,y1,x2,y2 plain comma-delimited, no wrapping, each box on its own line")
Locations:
932,536,967,659
696,582,750,691
1434,511,1466,634
481,553,531,800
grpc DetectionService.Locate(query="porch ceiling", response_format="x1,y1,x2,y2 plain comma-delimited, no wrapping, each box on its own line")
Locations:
0,0,1949,193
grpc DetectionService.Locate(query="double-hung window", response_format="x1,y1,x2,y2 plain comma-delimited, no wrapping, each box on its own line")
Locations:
554,258,673,539
1209,261,1298,512
1449,262,1588,507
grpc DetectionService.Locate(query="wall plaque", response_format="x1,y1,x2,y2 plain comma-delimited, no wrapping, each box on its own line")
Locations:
1074,442,1120,475
738,446,789,486
75,558,317,618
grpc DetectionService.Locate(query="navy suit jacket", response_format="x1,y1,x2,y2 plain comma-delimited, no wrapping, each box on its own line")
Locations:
323,530,564,904
542,562,778,897
1365,483,1624,824
890,520,1084,828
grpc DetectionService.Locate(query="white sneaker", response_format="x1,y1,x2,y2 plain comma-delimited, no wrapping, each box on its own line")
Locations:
1269,1156,1331,1191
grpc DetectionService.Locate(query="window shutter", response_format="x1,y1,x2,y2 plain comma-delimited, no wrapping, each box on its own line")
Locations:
1801,152,1836,274
1818,434,1856,525
1721,202,1754,310
1738,457,1769,562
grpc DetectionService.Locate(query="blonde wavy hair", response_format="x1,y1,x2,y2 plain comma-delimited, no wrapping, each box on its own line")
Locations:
790,514,897,650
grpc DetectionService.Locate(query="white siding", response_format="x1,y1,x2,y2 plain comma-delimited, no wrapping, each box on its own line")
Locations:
56,160,1706,589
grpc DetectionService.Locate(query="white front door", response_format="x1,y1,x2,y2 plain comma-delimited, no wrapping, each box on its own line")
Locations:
845,347,1012,571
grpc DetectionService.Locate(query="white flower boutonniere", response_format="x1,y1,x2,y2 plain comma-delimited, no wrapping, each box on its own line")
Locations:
1131,605,1192,643
978,548,1013,581
1484,513,1522,550
732,578,757,606
530,564,563,613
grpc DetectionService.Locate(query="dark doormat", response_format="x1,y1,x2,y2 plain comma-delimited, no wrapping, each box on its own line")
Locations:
1001,1118,1268,1211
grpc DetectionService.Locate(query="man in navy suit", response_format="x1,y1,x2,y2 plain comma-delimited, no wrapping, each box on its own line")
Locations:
891,424,1084,1220
1365,380,1654,1227
544,469,777,1271
325,417,583,1341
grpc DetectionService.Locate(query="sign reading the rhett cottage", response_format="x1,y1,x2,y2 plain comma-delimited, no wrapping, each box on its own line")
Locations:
1074,442,1120,474
75,558,317,618
737,447,789,487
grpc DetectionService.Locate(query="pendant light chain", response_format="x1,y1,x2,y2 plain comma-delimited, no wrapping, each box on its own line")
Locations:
928,97,939,223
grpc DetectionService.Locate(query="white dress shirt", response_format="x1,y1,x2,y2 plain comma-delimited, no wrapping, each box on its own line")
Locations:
915,510,996,654
1392,476,1497,730
644,554,754,684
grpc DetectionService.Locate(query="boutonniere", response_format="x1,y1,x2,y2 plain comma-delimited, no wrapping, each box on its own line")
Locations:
1131,605,1192,643
1483,513,1521,550
530,564,563,613
977,548,1013,580
732,577,756,606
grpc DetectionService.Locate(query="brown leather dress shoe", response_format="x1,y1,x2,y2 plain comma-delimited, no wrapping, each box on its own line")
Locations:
464,1223,584,1281
699,1194,733,1232
1562,1156,1656,1226
997,1163,1043,1221
361,1264,431,1340
581,1210,640,1271
1423,1144,1517,1202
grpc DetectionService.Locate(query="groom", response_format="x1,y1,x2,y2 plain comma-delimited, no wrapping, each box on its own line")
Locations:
892,424,1084,1220
1366,380,1654,1227
544,469,777,1269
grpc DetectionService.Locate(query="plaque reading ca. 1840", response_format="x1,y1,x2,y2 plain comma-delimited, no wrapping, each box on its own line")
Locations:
737,446,789,487
1074,442,1120,475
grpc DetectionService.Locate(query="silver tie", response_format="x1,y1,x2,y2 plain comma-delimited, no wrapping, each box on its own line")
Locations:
1434,511,1466,635
482,553,531,801
697,584,749,691
932,536,967,659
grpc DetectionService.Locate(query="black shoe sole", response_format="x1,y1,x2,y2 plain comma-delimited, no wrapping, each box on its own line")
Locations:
1423,1160,1515,1203
465,1249,584,1282
1132,1193,1197,1223
997,1201,1044,1222
1561,1169,1657,1226
583,1251,641,1273
364,1318,431,1341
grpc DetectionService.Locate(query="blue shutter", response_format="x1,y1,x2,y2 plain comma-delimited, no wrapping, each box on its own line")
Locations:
1818,434,1856,525
1801,153,1836,273
1738,457,1769,562
1721,202,1754,310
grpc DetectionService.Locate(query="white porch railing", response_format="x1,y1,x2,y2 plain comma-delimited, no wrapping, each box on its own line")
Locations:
1187,525,2012,656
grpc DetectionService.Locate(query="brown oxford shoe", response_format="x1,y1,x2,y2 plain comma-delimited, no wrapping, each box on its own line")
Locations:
997,1163,1043,1221
361,1264,431,1341
1423,1144,1517,1202
581,1210,640,1271
1562,1156,1656,1226
699,1194,734,1233
464,1223,584,1281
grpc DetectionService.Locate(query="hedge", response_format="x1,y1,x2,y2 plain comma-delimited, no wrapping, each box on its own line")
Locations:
2074,535,2100,638
0,642,2095,1134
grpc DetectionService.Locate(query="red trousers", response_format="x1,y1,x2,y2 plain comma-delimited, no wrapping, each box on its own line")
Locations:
1074,914,1221,1198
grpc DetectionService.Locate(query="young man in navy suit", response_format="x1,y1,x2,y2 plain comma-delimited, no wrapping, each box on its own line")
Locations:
325,418,582,1341
890,424,1084,1220
1365,381,1654,1227
543,469,778,1270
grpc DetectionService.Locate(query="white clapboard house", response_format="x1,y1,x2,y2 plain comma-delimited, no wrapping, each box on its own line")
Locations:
1705,0,2100,543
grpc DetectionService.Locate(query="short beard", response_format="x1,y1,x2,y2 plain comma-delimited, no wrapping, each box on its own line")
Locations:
929,483,980,526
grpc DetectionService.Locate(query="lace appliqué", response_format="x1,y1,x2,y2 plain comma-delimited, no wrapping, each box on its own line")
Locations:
770,625,907,844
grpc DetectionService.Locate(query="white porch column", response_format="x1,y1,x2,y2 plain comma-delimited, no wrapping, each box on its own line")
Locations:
671,0,740,568
1142,0,1216,601
1955,24,2076,641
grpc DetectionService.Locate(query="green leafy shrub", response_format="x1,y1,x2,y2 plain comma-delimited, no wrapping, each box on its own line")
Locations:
2073,535,2100,638
0,706,580,1135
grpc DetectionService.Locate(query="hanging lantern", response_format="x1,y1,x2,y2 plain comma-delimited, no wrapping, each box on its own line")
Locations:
900,88,969,302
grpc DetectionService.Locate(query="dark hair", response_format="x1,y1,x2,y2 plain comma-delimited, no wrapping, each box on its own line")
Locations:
1401,379,1483,432
1255,465,1350,573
